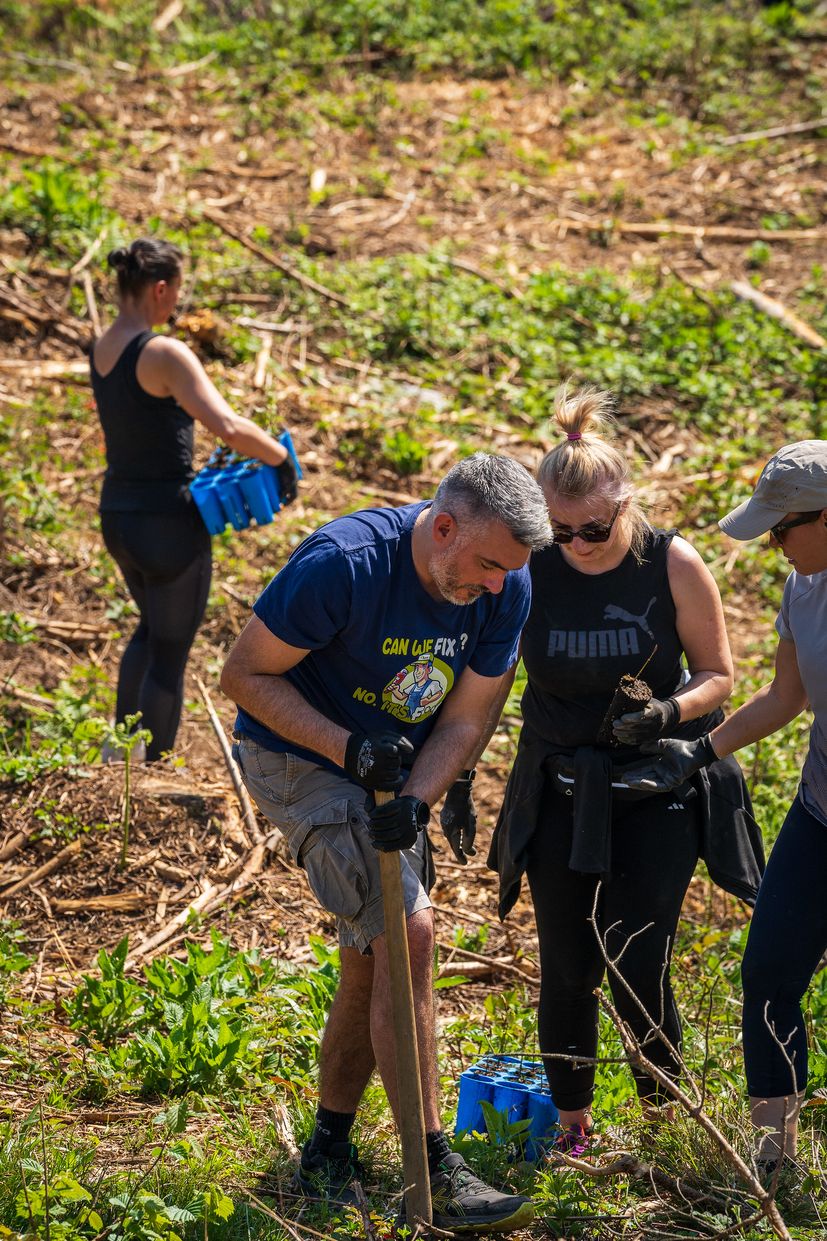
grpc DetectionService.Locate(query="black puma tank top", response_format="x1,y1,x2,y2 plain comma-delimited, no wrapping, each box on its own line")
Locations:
521,529,694,747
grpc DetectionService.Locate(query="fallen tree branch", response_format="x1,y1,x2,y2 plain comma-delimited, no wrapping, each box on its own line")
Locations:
435,940,537,982
252,331,272,389
237,316,311,335
195,675,263,846
125,843,267,968
20,614,116,641
54,893,145,913
0,838,82,900
731,281,827,350
550,217,827,243
0,830,31,863
81,271,102,336
441,255,521,299
124,882,220,967
0,359,90,379
719,116,827,146
202,210,349,307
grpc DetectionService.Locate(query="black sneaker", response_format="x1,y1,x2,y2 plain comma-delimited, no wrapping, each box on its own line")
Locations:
290,1139,363,1207
421,1152,534,1234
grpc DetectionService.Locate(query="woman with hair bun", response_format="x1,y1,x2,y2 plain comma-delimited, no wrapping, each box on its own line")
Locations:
92,237,296,762
489,385,762,1155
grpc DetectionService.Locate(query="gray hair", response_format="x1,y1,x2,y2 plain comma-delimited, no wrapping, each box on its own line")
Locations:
432,453,551,551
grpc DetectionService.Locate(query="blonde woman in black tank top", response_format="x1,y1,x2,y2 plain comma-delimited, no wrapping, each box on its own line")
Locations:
489,385,758,1157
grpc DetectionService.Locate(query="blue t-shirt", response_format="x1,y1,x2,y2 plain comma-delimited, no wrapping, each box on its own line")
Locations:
235,502,531,771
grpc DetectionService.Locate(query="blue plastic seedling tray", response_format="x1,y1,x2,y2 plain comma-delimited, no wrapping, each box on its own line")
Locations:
455,1054,558,1162
190,429,302,535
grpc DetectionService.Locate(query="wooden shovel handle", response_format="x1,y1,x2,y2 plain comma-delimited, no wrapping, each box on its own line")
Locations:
376,789,433,1228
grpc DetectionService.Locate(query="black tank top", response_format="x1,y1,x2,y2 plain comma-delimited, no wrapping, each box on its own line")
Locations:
521,528,717,749
91,330,195,513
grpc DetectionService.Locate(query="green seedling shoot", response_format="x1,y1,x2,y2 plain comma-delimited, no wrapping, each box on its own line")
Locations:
103,713,152,870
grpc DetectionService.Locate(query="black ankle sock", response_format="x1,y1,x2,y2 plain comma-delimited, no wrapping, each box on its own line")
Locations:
426,1130,452,1174
309,1106,356,1154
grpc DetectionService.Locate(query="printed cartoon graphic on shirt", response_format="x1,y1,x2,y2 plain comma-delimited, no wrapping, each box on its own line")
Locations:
374,635,462,723
384,652,452,722
546,597,658,659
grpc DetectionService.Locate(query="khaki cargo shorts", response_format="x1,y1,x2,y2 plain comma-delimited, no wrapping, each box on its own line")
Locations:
232,738,432,954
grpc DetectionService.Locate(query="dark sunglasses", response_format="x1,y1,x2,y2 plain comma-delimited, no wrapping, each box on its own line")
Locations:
552,502,621,545
769,510,823,544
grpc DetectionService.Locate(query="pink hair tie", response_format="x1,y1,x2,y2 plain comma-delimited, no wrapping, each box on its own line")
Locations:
566,431,582,441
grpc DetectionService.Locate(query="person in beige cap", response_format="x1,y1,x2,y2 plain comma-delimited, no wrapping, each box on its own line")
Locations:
625,439,827,1178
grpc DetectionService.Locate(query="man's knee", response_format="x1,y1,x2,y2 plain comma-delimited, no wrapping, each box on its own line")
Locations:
407,909,435,982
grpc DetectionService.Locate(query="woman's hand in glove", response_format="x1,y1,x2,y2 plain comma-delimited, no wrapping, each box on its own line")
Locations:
276,452,299,505
612,696,681,744
622,735,718,791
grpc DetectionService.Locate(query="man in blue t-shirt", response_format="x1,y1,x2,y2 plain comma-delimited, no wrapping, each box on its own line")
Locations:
222,453,549,1234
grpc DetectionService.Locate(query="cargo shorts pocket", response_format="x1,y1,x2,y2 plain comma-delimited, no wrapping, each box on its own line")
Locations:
298,800,369,920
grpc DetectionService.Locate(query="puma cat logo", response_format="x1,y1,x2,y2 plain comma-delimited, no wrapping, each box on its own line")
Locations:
603,596,657,640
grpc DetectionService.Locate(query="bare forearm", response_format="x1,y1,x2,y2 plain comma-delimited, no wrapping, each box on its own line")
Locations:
221,669,348,766
710,683,803,759
673,670,732,723
224,418,287,465
463,671,515,770
402,719,485,806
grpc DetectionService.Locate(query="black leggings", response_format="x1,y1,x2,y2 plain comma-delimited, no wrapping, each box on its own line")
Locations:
526,782,700,1111
741,794,827,1098
101,508,211,761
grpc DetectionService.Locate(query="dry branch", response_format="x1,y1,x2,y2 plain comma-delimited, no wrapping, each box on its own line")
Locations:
0,359,90,379
1,838,82,900
20,615,116,642
442,256,521,298
69,225,111,277
719,116,827,145
436,940,536,982
252,332,272,389
731,281,827,350
202,210,349,307
237,316,311,336
54,893,145,913
0,831,31,863
81,271,102,336
550,217,827,243
195,675,263,845
124,883,220,967
596,989,792,1238
152,0,183,32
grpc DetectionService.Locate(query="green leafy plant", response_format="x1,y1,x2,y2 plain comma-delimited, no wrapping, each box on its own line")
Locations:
67,937,144,1047
0,923,31,1007
0,611,37,644
0,161,114,257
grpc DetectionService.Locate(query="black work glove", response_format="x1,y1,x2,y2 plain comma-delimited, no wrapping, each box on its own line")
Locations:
344,730,414,791
368,795,430,852
622,734,718,792
440,769,477,864
612,696,681,745
276,453,299,505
